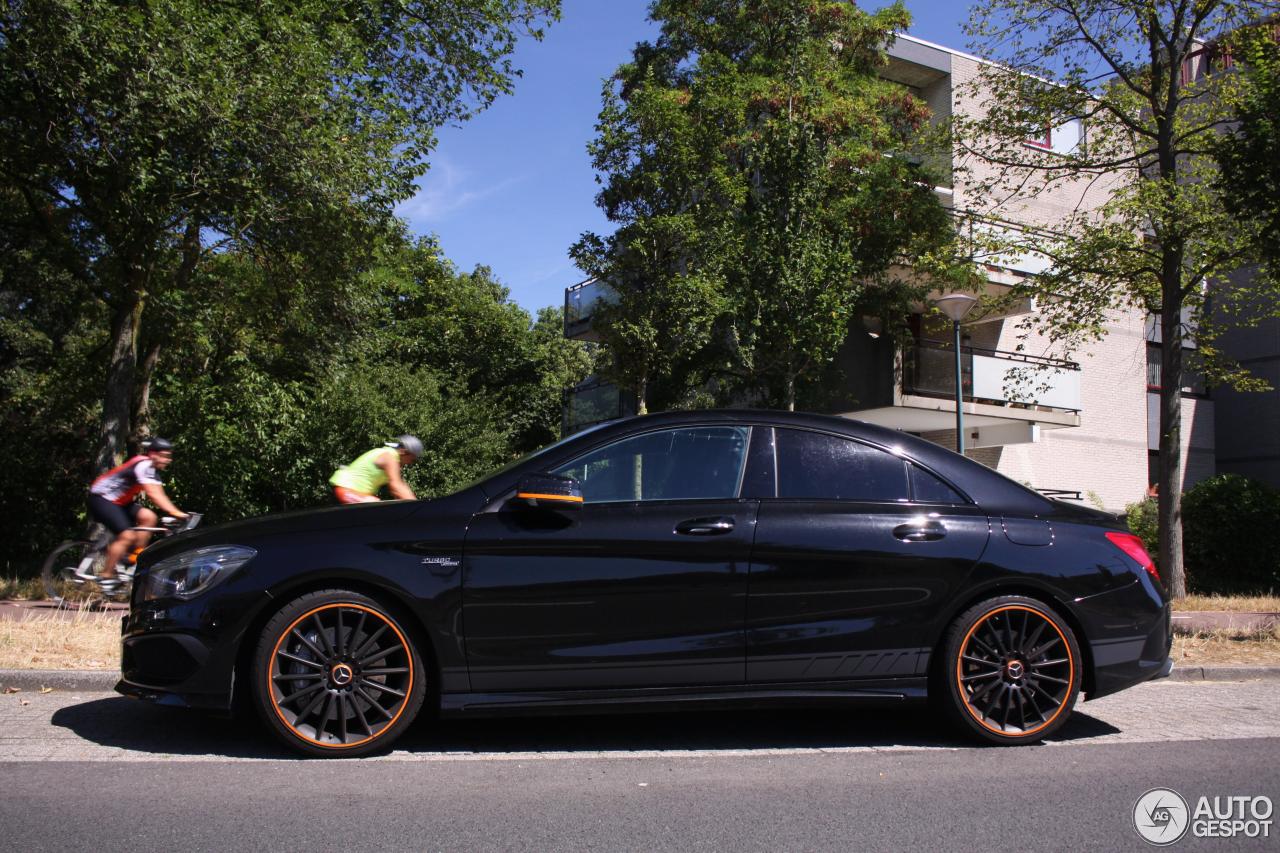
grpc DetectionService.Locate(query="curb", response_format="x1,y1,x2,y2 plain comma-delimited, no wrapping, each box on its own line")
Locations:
1166,665,1280,682
1,669,119,692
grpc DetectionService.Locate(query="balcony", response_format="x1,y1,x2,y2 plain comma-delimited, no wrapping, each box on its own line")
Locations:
564,279,613,342
905,341,1081,412
563,379,636,434
837,338,1082,446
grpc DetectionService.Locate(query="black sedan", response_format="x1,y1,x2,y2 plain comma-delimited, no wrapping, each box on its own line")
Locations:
118,410,1172,756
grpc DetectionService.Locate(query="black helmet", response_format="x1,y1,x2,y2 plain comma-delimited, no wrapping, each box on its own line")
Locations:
393,435,423,458
144,437,173,453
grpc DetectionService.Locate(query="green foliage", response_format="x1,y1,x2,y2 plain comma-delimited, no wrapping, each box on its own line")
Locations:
1218,22,1280,279
1126,497,1160,559
1182,475,1280,595
0,0,561,465
0,233,590,575
574,0,957,412
957,0,1280,597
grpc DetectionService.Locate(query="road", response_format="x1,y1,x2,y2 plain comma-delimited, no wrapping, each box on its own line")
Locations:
3,679,1279,851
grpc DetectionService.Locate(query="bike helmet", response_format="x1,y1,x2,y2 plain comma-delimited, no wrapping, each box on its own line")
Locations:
393,435,423,458
144,437,173,453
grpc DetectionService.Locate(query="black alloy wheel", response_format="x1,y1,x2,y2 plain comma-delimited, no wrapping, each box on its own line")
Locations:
252,589,427,757
940,595,1082,745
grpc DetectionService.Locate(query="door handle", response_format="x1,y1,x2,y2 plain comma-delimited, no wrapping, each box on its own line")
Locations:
675,516,735,535
893,520,947,542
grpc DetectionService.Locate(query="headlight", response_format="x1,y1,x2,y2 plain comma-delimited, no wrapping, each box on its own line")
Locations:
143,545,256,601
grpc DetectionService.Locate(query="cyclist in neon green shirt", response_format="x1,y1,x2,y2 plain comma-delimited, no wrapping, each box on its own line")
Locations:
330,436,422,504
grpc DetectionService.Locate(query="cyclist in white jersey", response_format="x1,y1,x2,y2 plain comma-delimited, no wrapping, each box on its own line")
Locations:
87,437,187,592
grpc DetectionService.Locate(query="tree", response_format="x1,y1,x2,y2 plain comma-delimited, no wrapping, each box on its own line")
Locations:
1218,21,1280,273
0,0,559,472
576,0,955,412
955,0,1280,597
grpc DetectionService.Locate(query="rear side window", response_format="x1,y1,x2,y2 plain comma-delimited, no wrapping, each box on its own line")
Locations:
775,429,908,502
908,463,966,504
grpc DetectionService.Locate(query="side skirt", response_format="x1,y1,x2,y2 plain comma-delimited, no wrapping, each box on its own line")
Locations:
439,678,929,717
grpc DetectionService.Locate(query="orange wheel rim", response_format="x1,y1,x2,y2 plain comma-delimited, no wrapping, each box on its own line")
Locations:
955,604,1075,738
267,603,414,750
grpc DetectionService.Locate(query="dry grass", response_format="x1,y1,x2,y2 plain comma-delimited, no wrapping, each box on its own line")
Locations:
1172,626,1280,666
1174,594,1280,612
0,576,46,601
0,610,120,670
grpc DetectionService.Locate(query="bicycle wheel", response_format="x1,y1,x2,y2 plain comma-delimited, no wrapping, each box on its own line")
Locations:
40,540,101,602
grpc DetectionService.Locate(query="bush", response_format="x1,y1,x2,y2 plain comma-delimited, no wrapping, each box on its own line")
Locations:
1125,496,1159,559
1182,474,1280,596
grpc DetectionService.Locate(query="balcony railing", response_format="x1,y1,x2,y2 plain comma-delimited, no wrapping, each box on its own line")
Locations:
564,279,613,339
905,341,1081,412
563,379,634,434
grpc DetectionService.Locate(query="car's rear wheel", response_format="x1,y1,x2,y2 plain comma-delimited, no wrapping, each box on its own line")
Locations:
252,589,426,757
940,595,1082,745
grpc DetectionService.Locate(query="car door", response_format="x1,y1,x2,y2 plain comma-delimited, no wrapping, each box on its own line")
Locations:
745,427,990,683
463,425,758,692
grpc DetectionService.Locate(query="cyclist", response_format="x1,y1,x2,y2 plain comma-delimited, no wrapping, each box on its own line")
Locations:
330,436,422,504
87,437,188,593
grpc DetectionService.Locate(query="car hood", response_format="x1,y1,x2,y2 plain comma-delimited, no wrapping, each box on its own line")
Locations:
141,500,424,564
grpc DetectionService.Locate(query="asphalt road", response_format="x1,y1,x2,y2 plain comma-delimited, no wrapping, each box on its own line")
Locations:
3,679,1279,852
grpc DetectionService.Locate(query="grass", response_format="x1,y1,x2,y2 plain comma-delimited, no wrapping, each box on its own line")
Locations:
0,610,120,670
0,613,1277,672
0,576,46,601
1172,627,1280,667
1173,594,1280,612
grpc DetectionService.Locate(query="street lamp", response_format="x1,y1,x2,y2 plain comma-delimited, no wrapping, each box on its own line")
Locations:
932,293,979,455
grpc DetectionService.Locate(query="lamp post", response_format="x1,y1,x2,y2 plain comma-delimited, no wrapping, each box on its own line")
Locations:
932,294,979,455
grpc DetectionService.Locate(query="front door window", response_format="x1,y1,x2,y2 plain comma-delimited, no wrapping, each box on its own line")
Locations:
554,426,750,503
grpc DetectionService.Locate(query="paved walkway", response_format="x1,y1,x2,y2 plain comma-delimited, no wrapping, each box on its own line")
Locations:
2,678,1277,763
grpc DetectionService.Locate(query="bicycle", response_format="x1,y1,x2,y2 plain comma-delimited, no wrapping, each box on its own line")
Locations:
41,513,202,603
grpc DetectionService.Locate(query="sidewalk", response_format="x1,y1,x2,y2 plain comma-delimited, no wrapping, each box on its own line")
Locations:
4,665,1280,693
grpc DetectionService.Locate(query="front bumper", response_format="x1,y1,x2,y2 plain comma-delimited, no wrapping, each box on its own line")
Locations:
115,589,272,714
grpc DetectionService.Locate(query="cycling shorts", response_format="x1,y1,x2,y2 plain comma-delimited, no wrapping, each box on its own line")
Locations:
88,493,143,535
333,486,379,505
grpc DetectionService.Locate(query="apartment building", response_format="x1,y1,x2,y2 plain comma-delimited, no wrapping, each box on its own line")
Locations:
563,34,1217,512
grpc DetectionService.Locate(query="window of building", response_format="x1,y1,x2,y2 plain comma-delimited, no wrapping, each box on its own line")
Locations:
554,427,749,503
1146,343,1207,397
1024,117,1083,155
774,429,909,502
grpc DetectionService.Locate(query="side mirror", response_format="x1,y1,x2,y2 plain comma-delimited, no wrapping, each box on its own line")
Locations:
514,474,584,510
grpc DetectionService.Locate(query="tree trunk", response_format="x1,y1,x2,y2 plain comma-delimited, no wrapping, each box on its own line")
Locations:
1157,297,1186,599
784,373,796,412
95,287,145,473
133,340,162,439
636,376,648,416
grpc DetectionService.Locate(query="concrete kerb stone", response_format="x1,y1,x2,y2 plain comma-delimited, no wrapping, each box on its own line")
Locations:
1,669,118,692
1166,665,1280,682
3,665,1279,695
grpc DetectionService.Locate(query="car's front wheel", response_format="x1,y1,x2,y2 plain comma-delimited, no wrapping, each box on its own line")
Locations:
939,595,1082,745
252,589,427,757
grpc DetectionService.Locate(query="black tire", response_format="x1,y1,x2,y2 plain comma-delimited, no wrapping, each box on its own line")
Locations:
40,541,94,602
938,595,1082,745
252,589,427,757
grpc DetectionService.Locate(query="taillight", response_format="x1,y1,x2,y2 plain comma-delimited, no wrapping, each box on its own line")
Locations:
1105,531,1159,581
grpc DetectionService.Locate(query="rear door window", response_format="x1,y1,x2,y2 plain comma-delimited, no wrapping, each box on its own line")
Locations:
774,429,909,502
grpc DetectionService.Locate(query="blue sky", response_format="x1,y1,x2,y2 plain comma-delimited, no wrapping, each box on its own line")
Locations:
396,1,973,314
